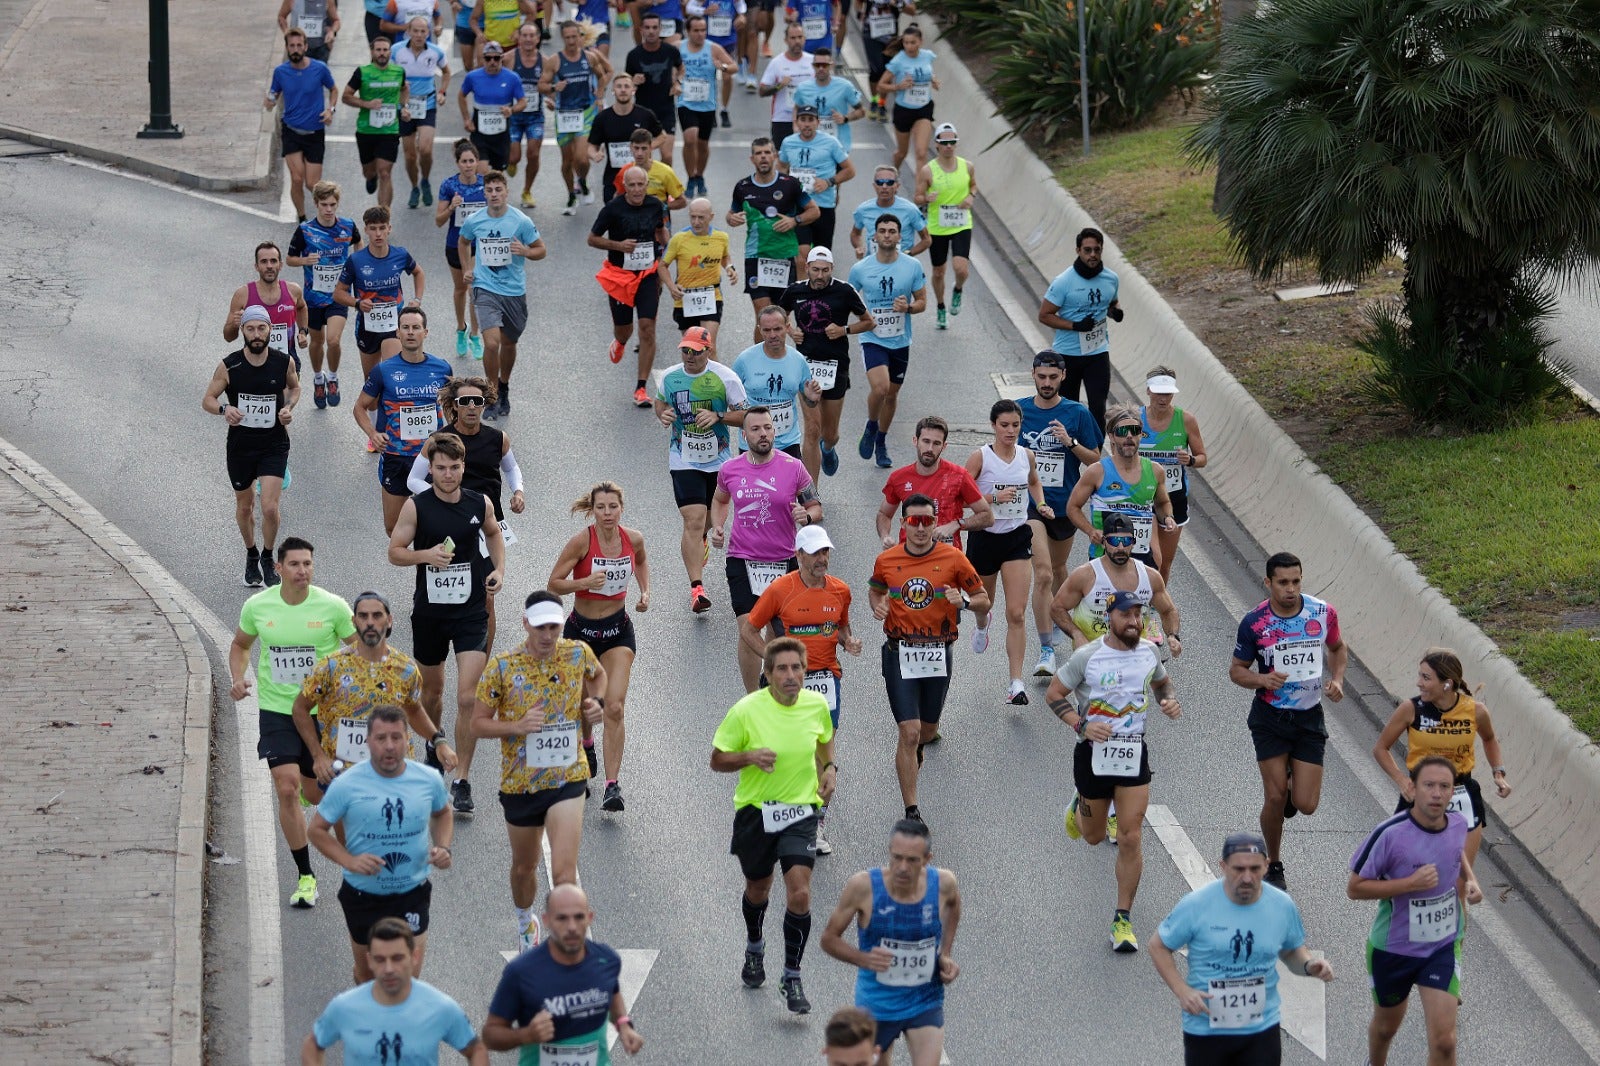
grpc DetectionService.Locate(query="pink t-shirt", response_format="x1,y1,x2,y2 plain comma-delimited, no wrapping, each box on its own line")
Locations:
717,452,815,561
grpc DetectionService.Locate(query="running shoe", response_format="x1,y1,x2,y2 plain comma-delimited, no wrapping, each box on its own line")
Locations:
874,436,892,468
564,191,578,215
451,779,475,815
691,584,712,614
741,948,766,988
506,161,518,178
365,175,378,194
290,874,318,909
585,744,598,778
602,782,625,812
1111,915,1138,953
408,186,421,209
820,442,839,477
456,329,469,357
951,289,963,315
1064,794,1082,840
499,392,510,417
761,41,772,57
325,378,341,406
483,400,499,421
857,424,875,460
1005,685,1028,706
420,178,432,205
244,549,263,588
313,379,327,409
520,913,543,953
936,307,947,330
814,829,833,855
923,731,942,746
609,339,626,364
971,627,990,654
469,334,483,360
261,555,280,588
1265,861,1287,891
1107,813,1119,844
780,974,810,1014
720,109,731,128
633,385,651,408
521,190,535,207
1034,644,1057,677
580,188,594,206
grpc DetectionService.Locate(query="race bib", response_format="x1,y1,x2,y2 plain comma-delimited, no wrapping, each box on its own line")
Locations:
806,358,837,391
878,936,937,987
658,17,677,36
539,1041,598,1066
592,555,632,597
683,77,711,103
897,640,947,679
1409,889,1458,945
991,486,1026,522
406,95,428,120
902,82,931,107
426,562,472,604
818,117,837,137
790,167,817,192
371,103,398,127
746,560,788,595
476,107,508,135
237,393,277,429
1082,318,1109,351
760,800,813,833
803,670,838,715
268,322,291,355
335,717,369,763
756,257,790,288
624,241,656,271
680,429,720,464
268,644,317,685
1207,976,1266,1031
802,16,827,39
365,301,399,332
478,235,513,267
311,263,341,293
523,717,579,769
298,14,324,37
556,108,585,134
938,204,968,229
682,286,717,317
872,309,905,338
708,15,733,36
1164,458,1184,492
1274,640,1323,683
1448,784,1477,829
454,201,482,228
1035,452,1065,488
500,520,518,547
1090,732,1143,777
868,13,895,38
768,399,795,438
397,403,437,441
607,142,634,168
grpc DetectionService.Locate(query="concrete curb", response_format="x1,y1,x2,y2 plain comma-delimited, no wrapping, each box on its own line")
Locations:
0,117,278,193
0,437,211,1066
915,20,1600,919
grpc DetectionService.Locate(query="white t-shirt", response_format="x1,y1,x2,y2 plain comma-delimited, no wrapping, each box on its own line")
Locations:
760,53,815,122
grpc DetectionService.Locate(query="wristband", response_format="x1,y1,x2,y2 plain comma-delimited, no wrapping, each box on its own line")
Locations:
1301,958,1313,976
1492,766,1507,776
821,761,836,772
1073,717,1086,737
431,731,447,744
615,1014,633,1028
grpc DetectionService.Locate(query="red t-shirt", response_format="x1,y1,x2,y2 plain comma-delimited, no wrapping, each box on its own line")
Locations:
881,460,984,549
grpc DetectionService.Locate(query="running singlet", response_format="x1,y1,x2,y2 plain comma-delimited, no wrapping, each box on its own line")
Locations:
716,452,814,561
746,572,852,676
298,646,424,762
1139,406,1189,496
488,941,623,1065
712,686,833,808
855,867,944,1021
851,195,926,253
362,352,451,457
880,460,984,550
730,344,813,450
479,0,522,46
779,131,848,209
573,525,636,602
1016,395,1100,512
972,444,1031,535
1087,456,1159,557
446,421,506,515
510,49,543,114
223,349,292,451
925,156,972,235
349,63,406,134
437,173,486,247
1232,594,1341,711
1156,879,1305,1037
1055,635,1167,739
730,173,812,261
339,245,418,333
1351,812,1469,957
1069,557,1155,640
312,980,477,1065
869,542,983,643
1405,693,1479,775
658,360,748,471
680,42,718,113
555,50,598,110
248,281,299,357
848,251,925,350
289,217,358,309
476,640,601,794
410,487,493,619
316,759,448,894
238,585,357,714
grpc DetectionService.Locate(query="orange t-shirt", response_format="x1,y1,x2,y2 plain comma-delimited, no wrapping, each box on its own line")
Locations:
748,572,853,676
869,543,983,643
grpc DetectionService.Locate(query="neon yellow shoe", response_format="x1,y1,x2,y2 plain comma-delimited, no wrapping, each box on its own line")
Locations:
1111,914,1138,953
1107,813,1119,844
1064,794,1082,840
289,874,318,909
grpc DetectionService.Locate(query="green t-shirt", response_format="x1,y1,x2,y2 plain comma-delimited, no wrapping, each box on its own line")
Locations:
238,585,356,713
350,62,406,134
712,688,833,809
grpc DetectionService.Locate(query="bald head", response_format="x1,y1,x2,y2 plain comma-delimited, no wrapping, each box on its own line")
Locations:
544,883,594,959
622,166,649,201
546,883,589,914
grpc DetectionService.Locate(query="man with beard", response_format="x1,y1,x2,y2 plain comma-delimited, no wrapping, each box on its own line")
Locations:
1051,513,1182,659
778,247,874,480
266,26,339,220
1038,226,1124,430
224,242,311,368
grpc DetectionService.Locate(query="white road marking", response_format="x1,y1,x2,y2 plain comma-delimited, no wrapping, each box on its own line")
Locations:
54,154,294,223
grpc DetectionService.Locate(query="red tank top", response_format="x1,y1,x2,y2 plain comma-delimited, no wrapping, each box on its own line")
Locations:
248,281,298,356
573,525,635,601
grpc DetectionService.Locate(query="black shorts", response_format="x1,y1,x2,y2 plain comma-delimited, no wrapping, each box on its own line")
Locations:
445,241,466,270
1368,940,1462,1007
929,228,972,267
1183,1025,1281,1066
881,639,954,725
678,107,716,139
412,613,490,666
338,879,433,944
861,341,909,385
671,468,719,509
1397,773,1486,831
651,103,678,135
227,443,290,492
454,21,477,45
750,0,781,10
672,303,723,331
609,273,661,325
892,101,934,133
470,128,512,170
356,131,401,164
257,709,314,777
796,205,837,252
770,120,794,146
307,303,348,331
564,608,638,658
1028,507,1076,542
1170,486,1190,526
378,453,413,497
964,523,1032,576
282,124,327,164
306,41,331,63
356,320,397,355
726,556,799,616
364,10,382,42
400,108,438,137
730,802,818,880
1073,736,1153,799
1247,699,1327,766
499,780,587,827
743,256,794,301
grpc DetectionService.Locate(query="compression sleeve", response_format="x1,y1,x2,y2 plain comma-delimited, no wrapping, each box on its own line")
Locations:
406,453,431,495
501,448,524,493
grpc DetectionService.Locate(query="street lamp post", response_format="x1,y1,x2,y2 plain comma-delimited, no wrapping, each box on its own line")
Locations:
1078,0,1090,156
137,0,184,138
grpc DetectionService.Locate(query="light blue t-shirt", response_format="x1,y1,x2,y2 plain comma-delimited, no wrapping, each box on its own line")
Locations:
1156,879,1306,1037
312,979,477,1064
885,48,936,110
317,759,449,894
848,252,926,350
731,344,813,449
852,195,926,252
458,206,541,297
794,79,863,150
1044,262,1120,357
779,132,849,209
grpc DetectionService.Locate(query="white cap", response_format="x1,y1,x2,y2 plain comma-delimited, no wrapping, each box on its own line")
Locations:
807,247,834,264
795,525,835,554
1146,374,1180,394
934,122,958,138
524,601,566,627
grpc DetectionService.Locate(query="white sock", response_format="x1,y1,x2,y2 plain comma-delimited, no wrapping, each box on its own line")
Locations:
313,372,326,384
1008,679,1025,696
327,371,338,382
515,904,534,930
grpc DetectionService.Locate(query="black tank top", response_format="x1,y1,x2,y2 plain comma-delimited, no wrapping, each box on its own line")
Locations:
411,487,492,618
447,421,505,518
223,349,292,449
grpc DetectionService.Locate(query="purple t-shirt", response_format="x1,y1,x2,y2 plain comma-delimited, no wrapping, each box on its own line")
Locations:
1350,811,1469,957
716,452,814,561
1232,593,1341,711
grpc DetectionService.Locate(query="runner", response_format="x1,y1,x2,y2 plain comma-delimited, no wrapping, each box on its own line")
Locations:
963,398,1051,706
459,40,528,173
789,0,836,57
548,481,653,813
278,0,341,64
848,166,928,259
737,0,778,86
585,73,665,203
778,247,874,479
824,1008,880,1066
380,0,443,40
652,325,749,613
287,181,360,407
506,21,547,206
793,47,864,159
1349,756,1483,1066
223,241,310,368
662,197,739,343
266,27,339,222
614,127,688,210
354,307,451,534
228,537,357,908
857,0,909,122
877,23,935,173
869,494,989,825
848,213,928,468
779,103,854,259
473,592,606,950
731,306,822,462
334,205,425,380
758,22,814,145
540,21,612,214
452,0,478,71
912,122,973,331
1373,647,1512,866
626,13,684,165
875,415,992,551
590,165,670,406
344,35,409,209
1038,226,1123,429
306,706,454,982
395,16,451,210
470,0,530,63
574,0,614,56
1052,513,1182,658
1066,403,1176,571
1045,589,1181,953
677,15,738,197
483,884,645,1058
689,0,744,128
819,818,961,1066
434,140,487,358
458,170,545,418
711,636,837,1014
301,918,487,1065
728,136,819,341
1150,832,1333,1066
1139,366,1207,583
388,431,507,815
1228,551,1348,891
1018,351,1102,677
712,405,824,689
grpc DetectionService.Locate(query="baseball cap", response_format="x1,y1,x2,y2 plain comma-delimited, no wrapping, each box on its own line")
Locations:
524,600,564,627
1105,589,1146,614
1222,832,1269,860
679,325,713,351
1101,513,1135,536
795,103,819,117
807,247,834,264
795,525,834,554
239,305,273,326
481,40,504,55
934,122,958,139
1146,374,1180,394
1032,350,1065,369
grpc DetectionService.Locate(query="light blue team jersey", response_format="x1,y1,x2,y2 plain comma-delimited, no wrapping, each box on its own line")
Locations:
680,41,719,113
454,0,473,27
779,132,848,209
794,78,863,150
458,207,541,297
855,867,945,1021
1156,879,1306,1037
731,344,813,449
1044,262,1120,357
885,48,936,110
847,251,926,350
312,979,477,1065
317,758,449,894
852,195,926,252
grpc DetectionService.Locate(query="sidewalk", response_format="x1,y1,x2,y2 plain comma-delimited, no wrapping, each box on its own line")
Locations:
0,442,210,1066
0,0,282,189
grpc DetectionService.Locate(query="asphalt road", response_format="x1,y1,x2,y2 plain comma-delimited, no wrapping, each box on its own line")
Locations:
2,26,1599,1066
1549,269,1600,401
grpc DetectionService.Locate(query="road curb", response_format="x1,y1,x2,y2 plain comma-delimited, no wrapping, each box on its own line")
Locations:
0,436,210,1066
0,117,277,192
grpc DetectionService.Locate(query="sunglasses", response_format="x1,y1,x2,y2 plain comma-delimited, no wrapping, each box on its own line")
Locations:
1104,534,1135,547
903,514,937,528
484,55,503,61
455,395,487,407
874,178,897,186
1112,424,1142,438
935,139,957,146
